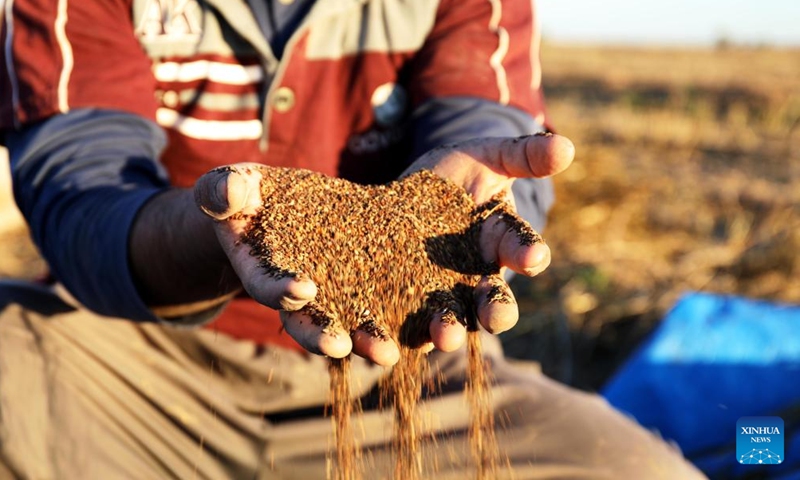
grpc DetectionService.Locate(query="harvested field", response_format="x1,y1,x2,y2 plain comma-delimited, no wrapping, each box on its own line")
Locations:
501,44,800,389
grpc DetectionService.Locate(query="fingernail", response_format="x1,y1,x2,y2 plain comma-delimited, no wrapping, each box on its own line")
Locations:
524,265,544,277
284,275,317,302
279,297,309,311
195,170,233,220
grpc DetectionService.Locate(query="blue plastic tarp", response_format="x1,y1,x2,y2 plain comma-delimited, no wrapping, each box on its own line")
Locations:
602,292,800,478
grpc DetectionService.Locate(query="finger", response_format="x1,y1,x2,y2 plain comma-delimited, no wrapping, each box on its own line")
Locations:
413,133,574,188
498,226,551,276
222,227,317,310
452,132,574,179
480,213,550,276
281,307,352,358
429,309,468,352
351,319,400,366
194,163,266,221
426,291,468,352
474,275,519,334
490,132,575,179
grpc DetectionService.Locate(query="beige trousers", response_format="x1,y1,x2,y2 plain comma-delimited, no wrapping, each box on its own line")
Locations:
0,282,705,479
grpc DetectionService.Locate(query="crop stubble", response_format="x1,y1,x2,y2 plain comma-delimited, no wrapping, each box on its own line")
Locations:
241,168,541,479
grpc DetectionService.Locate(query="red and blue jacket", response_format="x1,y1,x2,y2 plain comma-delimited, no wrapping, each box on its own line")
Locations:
1,0,553,349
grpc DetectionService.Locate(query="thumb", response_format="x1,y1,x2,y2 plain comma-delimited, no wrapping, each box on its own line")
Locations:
411,133,574,185
194,164,265,220
486,132,575,179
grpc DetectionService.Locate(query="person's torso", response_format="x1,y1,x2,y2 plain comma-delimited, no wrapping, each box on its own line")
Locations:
132,0,442,188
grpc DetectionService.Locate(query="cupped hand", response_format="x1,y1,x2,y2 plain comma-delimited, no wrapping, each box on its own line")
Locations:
193,133,573,366
402,133,575,353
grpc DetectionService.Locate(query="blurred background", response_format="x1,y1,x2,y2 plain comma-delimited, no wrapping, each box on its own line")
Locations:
502,1,800,390
1,1,799,393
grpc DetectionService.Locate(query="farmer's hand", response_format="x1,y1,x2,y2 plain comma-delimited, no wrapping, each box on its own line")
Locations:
193,133,573,366
402,133,574,353
194,165,401,365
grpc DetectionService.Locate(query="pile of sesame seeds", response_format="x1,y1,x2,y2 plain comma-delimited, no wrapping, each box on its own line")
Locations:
241,168,541,479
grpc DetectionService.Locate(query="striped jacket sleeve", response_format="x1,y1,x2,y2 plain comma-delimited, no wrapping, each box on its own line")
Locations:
0,0,157,132
408,0,548,129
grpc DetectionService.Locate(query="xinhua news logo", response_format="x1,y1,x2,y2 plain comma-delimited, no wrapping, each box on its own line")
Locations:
737,417,784,465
